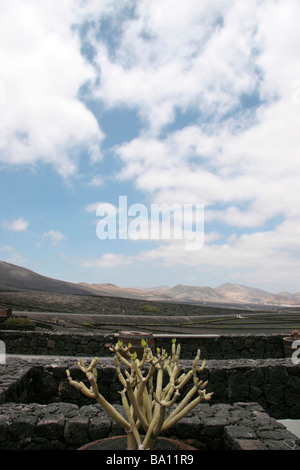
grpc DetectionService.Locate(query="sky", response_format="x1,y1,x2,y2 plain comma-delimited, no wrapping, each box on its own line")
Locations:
0,0,300,293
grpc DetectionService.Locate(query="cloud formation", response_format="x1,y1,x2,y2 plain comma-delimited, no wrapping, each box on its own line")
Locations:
2,218,29,232
1,0,300,290
86,0,300,288
43,230,65,245
0,0,104,177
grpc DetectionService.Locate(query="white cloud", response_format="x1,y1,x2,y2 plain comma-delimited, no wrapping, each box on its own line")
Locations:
82,253,132,268
85,202,103,213
2,218,29,231
92,0,261,133
78,0,300,291
88,175,105,187
0,0,104,177
43,230,65,245
80,214,299,291
109,0,300,232
1,0,300,291
85,202,119,214
131,216,300,287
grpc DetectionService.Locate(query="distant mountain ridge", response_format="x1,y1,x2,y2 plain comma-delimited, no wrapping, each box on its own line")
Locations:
0,260,299,306
80,281,300,306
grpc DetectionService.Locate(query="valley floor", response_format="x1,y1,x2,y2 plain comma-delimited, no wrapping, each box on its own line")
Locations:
1,290,300,335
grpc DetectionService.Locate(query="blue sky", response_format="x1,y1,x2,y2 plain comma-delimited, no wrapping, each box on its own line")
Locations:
1,0,300,293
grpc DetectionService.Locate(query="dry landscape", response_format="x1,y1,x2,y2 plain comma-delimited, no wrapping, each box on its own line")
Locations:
0,260,300,335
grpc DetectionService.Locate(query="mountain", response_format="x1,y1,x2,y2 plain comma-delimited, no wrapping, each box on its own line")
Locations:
168,284,225,302
214,283,270,304
78,282,147,299
0,260,99,296
82,282,300,306
1,260,299,306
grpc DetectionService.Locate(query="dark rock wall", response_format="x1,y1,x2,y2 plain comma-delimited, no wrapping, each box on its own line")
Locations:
0,400,299,450
0,330,286,359
1,357,300,419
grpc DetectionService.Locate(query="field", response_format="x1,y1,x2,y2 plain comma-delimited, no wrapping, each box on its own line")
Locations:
0,289,300,335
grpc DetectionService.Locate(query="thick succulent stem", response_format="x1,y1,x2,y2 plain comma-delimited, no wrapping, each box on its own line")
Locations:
66,362,130,432
120,389,142,449
66,339,213,451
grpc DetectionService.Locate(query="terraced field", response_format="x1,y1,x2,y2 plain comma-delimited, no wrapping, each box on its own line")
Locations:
5,310,300,336
1,289,299,335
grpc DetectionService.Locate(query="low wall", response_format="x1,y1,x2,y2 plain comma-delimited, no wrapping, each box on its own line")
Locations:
1,400,299,450
1,332,300,451
0,330,286,360
1,356,300,419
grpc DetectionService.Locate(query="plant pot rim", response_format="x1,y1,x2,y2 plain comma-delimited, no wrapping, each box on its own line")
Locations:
78,435,197,451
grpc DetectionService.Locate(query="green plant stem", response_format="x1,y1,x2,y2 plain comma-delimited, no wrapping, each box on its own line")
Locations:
153,405,166,437
120,390,142,449
126,382,149,432
67,340,213,451
141,367,164,449
162,392,212,431
66,368,131,432
162,382,203,428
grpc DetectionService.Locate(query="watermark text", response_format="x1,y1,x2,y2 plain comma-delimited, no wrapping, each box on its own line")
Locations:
96,196,204,250
292,340,300,365
0,340,5,364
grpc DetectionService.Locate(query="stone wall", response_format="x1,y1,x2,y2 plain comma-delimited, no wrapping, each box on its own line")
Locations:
1,333,300,451
1,356,300,420
0,400,299,450
0,330,286,360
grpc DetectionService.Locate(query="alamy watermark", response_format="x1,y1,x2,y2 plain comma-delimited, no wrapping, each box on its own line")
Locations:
96,196,204,250
0,340,5,364
292,340,300,365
